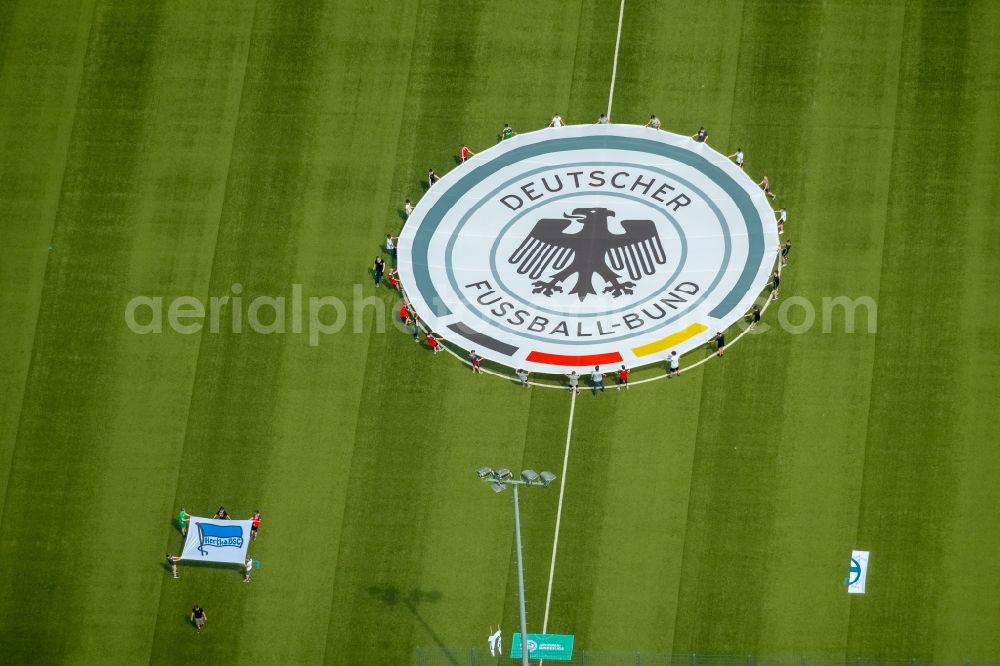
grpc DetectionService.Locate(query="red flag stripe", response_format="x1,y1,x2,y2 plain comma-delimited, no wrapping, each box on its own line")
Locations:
525,350,624,366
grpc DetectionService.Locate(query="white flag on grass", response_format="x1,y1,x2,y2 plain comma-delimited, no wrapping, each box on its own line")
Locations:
179,517,252,564
848,550,869,594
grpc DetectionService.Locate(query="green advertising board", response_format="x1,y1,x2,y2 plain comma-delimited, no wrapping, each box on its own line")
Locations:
509,633,575,661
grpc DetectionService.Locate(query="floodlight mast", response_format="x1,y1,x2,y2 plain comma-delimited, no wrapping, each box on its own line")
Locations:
512,484,528,666
477,467,557,666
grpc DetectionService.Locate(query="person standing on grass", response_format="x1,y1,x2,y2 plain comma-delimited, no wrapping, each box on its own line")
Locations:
590,366,606,395
409,315,420,342
404,198,414,218
191,606,207,634
565,371,580,395
597,113,609,124
713,331,726,357
776,207,787,235
243,556,253,583
549,113,565,128
500,123,515,141
781,240,792,265
771,270,781,300
385,234,397,261
399,303,409,323
758,175,776,199
250,511,261,541
517,368,529,388
460,144,475,162
646,114,661,130
747,304,761,328
373,256,385,288
215,506,230,520
177,508,189,537
692,126,709,142
426,332,442,354
427,168,439,187
167,553,179,579
616,365,629,391
728,147,744,169
469,350,483,374
667,351,680,378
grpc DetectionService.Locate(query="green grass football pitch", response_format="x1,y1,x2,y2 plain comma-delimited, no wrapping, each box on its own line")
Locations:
1,0,1000,663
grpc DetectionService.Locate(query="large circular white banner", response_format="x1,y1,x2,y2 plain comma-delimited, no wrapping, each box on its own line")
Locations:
398,125,778,374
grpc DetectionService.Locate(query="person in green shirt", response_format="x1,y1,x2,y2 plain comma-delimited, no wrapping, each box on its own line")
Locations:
499,123,514,141
177,508,189,537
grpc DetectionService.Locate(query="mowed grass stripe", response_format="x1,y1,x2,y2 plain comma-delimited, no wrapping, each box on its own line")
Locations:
0,4,185,660
242,2,433,663
669,0,825,654
756,0,905,654
0,0,94,526
847,0,976,659
322,0,494,657
930,5,1000,657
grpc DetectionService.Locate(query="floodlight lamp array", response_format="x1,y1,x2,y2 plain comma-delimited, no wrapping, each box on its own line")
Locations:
476,466,557,490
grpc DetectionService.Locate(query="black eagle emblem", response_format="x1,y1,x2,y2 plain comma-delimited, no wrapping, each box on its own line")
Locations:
508,207,666,302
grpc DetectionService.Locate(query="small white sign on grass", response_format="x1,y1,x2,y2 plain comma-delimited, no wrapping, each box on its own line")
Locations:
848,550,869,594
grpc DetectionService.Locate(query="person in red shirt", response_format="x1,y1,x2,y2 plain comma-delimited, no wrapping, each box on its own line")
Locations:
399,303,409,323
616,365,629,391
460,144,475,162
426,333,442,354
387,268,400,291
469,350,482,374
250,511,261,541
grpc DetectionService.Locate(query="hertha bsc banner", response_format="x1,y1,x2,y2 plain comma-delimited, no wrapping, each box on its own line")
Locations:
179,516,252,565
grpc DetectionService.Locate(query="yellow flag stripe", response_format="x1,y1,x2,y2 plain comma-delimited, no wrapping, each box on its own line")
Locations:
631,323,708,357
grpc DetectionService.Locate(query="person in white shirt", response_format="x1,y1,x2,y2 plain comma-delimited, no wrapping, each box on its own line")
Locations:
590,366,605,395
488,627,502,656
667,351,680,378
404,199,413,217
549,114,564,128
729,148,744,169
776,207,787,234
565,371,580,394
646,114,661,130
596,113,609,124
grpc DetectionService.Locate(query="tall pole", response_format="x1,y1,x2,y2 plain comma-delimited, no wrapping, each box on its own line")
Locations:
512,483,530,666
